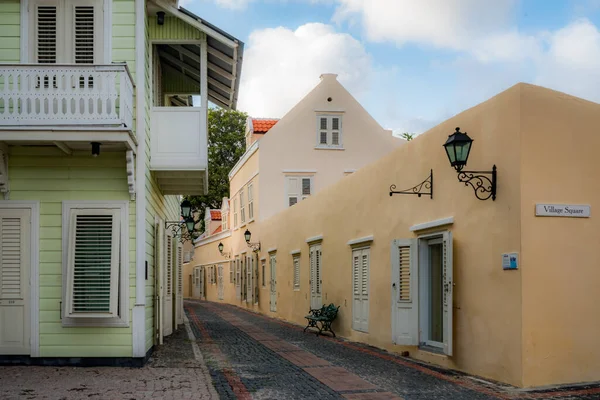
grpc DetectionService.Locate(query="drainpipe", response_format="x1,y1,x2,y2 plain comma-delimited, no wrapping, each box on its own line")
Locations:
133,0,147,359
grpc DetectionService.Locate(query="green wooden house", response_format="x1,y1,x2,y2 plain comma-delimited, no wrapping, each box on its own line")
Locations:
0,0,243,365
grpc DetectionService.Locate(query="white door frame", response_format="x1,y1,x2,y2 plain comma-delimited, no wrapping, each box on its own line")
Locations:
0,201,40,357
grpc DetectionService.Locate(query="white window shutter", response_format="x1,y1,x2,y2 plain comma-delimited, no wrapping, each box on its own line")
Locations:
352,250,361,330
166,235,172,296
287,177,299,207
73,5,95,64
0,216,25,299
443,231,453,356
34,3,59,64
309,247,315,294
293,256,300,289
66,209,120,318
391,239,418,345
254,256,259,304
360,248,370,332
315,246,321,294
177,244,183,295
247,255,253,302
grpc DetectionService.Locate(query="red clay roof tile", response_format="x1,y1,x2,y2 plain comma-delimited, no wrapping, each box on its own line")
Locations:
252,118,279,133
210,210,222,220
211,225,223,235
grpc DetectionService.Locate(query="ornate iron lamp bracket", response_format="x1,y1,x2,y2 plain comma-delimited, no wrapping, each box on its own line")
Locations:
220,251,231,259
247,242,261,253
165,221,195,244
456,165,497,201
389,169,433,199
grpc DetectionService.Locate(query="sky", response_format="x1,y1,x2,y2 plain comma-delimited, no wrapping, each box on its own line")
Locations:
180,0,600,135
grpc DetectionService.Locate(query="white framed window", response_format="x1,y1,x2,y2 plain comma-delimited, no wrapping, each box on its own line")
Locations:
30,0,105,64
229,261,234,283
233,198,238,228
248,183,254,221
316,115,343,149
222,210,228,231
286,176,313,208
293,254,300,290
61,201,128,327
240,189,246,224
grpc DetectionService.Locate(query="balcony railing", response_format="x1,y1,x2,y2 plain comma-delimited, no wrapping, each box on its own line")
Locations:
0,64,134,130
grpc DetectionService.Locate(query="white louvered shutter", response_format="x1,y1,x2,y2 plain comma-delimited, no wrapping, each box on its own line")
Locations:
0,216,25,299
443,231,454,356
391,239,418,345
293,256,300,289
73,5,95,64
247,256,253,302
352,250,361,330
315,246,321,295
229,261,234,283
360,249,370,332
254,256,259,304
177,245,183,295
35,3,58,64
66,209,120,318
166,236,172,296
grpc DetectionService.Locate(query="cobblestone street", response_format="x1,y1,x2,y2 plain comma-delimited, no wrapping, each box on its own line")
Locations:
185,300,600,400
2,300,600,400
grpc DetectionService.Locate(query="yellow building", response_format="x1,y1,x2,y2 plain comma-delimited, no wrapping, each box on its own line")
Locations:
186,82,600,388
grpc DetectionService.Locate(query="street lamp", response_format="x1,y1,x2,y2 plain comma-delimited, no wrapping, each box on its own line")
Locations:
244,229,261,252
443,127,497,201
218,242,230,258
165,200,200,243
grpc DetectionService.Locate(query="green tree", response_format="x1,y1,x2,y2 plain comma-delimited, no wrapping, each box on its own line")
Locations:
186,108,247,232
401,132,415,141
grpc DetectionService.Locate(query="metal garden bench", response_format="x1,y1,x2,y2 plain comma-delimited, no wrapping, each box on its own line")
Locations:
303,303,340,337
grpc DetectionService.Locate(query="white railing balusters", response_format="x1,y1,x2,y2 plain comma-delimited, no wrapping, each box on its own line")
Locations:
0,64,134,135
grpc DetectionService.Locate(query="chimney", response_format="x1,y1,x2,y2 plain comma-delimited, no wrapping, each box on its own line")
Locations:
320,73,338,81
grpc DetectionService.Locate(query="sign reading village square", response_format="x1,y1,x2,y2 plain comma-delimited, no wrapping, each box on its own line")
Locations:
535,204,591,218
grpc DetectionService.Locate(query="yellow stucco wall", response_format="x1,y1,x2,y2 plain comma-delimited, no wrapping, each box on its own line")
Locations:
519,85,600,387
191,83,600,388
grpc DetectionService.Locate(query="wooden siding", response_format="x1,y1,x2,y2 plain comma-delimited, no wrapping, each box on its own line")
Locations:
0,0,20,62
148,16,204,41
144,14,181,352
9,147,135,358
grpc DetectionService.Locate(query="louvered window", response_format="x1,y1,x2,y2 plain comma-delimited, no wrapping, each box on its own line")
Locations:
261,259,266,287
31,0,104,64
36,6,57,64
240,189,246,224
230,261,234,283
352,247,369,332
316,115,343,148
248,184,254,220
302,178,311,196
289,197,298,207
293,255,300,289
398,245,411,301
166,236,173,295
74,6,95,64
233,198,238,228
1,218,23,299
65,209,120,318
177,246,183,295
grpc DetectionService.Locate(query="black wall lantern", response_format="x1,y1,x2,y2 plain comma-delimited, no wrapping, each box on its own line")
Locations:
244,229,261,252
218,242,231,259
165,200,200,243
443,127,497,201
157,11,166,25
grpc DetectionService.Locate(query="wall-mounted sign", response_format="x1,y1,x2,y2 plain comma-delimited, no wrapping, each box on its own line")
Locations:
535,204,590,218
502,253,518,270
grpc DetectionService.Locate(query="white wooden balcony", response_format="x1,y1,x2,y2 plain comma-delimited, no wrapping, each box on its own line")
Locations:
0,64,136,149
150,107,208,195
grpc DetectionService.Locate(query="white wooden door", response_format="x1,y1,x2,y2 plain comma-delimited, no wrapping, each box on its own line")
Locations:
309,244,322,310
269,254,276,312
217,264,224,300
163,233,173,337
0,209,31,355
352,248,369,333
176,243,183,326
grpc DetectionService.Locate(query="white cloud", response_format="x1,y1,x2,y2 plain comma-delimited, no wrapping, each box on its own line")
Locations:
332,0,517,52
237,23,373,117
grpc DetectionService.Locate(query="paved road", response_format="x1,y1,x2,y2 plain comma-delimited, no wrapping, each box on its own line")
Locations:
185,300,600,400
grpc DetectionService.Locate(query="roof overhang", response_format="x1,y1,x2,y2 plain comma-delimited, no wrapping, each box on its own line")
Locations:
150,1,244,110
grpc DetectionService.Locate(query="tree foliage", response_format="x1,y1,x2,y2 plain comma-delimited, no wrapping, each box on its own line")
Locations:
185,108,247,231
401,132,415,141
